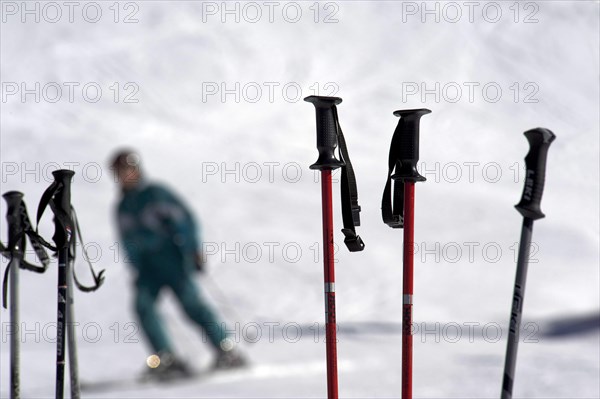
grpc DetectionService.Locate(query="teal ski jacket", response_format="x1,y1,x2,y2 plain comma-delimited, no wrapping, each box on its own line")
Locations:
116,181,200,278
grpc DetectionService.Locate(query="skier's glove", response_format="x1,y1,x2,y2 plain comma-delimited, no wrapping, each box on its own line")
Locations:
195,252,206,274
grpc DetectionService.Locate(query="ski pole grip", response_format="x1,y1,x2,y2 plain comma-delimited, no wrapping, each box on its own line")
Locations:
3,191,24,251
391,108,431,182
305,95,345,171
53,170,75,214
515,128,556,220
52,169,75,249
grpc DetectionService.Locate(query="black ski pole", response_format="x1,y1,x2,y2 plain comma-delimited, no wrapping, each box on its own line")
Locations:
2,192,50,398
49,169,75,399
501,128,556,399
3,191,25,399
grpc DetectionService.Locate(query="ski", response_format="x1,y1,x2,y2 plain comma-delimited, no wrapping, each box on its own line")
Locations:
80,371,207,392
80,364,252,393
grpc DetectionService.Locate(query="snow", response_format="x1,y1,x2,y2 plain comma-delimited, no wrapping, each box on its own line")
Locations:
1,1,599,398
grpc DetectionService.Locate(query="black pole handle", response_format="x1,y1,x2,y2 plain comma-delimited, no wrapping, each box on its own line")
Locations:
52,170,75,249
515,128,556,220
390,109,431,182
305,95,345,171
3,191,24,252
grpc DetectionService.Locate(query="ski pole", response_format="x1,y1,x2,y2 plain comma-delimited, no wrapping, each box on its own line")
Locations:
203,274,245,324
305,95,345,399
45,169,75,399
382,109,431,399
3,191,25,399
501,128,555,399
1,193,50,398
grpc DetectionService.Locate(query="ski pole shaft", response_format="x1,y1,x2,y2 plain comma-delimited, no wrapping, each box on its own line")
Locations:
305,95,344,399
56,248,68,399
501,128,555,399
501,217,533,399
204,274,245,323
402,182,415,399
321,169,338,399
9,253,21,399
66,258,80,399
4,191,25,399
9,256,20,399
51,169,75,399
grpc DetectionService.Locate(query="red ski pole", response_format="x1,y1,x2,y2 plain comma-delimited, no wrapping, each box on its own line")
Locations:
305,95,348,399
382,109,431,399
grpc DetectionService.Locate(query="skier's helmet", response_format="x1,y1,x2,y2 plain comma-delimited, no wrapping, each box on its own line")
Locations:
110,149,141,170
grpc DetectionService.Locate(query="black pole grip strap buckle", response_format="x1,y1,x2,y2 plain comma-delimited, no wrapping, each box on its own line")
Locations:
382,109,431,229
341,228,364,252
305,96,365,252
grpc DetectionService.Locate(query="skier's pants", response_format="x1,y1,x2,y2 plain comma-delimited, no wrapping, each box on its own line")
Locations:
134,275,228,354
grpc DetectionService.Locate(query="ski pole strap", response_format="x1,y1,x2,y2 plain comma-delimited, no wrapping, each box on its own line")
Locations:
35,170,104,292
305,95,364,252
2,200,51,308
36,179,73,250
37,180,105,292
381,109,431,229
382,167,404,228
70,206,105,292
382,125,405,228
332,106,364,252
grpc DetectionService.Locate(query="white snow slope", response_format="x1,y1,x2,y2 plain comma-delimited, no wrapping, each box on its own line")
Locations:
0,1,599,398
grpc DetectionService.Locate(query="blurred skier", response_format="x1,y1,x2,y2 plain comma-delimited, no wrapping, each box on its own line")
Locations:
110,149,245,380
